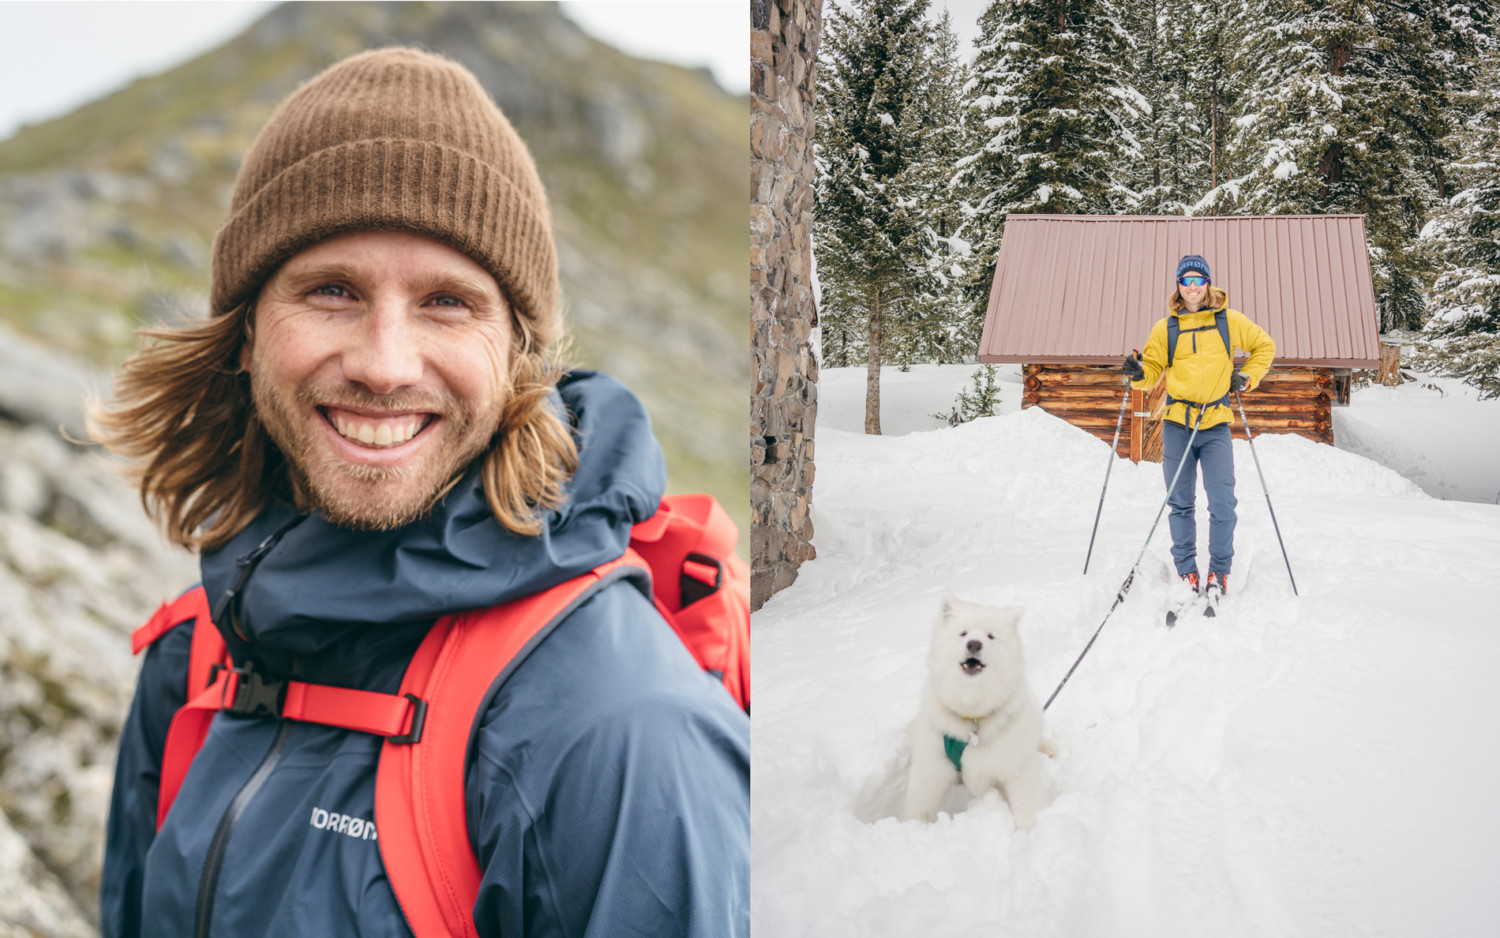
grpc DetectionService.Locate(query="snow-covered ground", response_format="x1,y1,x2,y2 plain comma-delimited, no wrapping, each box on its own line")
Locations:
753,364,1500,937
818,363,1500,504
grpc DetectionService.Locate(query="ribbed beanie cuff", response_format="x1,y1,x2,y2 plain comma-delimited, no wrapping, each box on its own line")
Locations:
211,48,559,349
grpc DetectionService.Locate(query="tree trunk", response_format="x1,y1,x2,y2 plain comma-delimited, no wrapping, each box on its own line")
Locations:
1210,90,1218,187
865,286,882,434
1378,340,1403,386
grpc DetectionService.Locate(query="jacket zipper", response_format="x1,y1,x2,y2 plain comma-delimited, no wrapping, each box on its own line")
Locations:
194,512,307,935
192,719,293,937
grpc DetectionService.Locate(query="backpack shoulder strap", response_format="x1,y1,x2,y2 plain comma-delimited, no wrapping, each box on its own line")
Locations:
133,586,232,830
1216,309,1232,359
1167,315,1179,368
375,553,648,938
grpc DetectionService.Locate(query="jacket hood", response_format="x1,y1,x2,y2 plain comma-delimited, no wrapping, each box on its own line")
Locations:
200,370,666,669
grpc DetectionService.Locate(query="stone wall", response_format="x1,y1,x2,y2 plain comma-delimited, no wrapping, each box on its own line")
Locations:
750,0,821,611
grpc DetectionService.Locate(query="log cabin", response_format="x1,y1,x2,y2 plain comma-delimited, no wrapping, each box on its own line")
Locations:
977,214,1381,461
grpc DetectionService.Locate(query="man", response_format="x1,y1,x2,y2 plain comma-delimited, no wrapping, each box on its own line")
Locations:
95,48,748,937
1122,254,1275,606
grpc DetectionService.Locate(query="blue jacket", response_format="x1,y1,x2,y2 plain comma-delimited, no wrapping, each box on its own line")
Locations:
100,371,750,938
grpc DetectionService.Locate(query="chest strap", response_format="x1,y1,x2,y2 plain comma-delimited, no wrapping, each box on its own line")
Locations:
197,663,427,740
1167,309,1231,368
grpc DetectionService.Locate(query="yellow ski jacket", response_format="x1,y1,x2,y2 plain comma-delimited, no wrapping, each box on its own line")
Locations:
1131,290,1276,430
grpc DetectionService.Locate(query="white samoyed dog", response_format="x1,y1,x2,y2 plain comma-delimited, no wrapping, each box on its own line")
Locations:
901,591,1048,829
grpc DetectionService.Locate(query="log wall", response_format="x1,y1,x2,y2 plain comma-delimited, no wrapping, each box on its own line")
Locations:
1022,364,1334,462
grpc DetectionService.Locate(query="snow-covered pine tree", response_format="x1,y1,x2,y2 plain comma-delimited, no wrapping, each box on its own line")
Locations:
815,0,934,433
894,8,978,365
1117,0,1214,214
959,0,1143,313
933,363,1003,425
1192,0,1250,197
1415,51,1500,399
1205,0,1489,330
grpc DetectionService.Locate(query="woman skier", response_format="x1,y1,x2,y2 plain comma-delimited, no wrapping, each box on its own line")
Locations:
1122,254,1276,611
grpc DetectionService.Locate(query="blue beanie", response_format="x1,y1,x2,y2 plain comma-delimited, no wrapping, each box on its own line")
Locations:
1176,254,1211,282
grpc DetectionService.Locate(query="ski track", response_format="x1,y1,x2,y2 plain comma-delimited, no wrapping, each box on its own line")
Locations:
754,405,1500,937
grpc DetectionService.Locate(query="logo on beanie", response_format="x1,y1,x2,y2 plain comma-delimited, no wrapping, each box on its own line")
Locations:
1176,254,1211,282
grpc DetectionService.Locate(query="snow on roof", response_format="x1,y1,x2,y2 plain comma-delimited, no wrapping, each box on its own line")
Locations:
978,214,1382,368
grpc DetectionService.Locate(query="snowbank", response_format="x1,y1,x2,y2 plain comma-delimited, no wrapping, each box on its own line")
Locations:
1332,374,1500,504
754,369,1500,937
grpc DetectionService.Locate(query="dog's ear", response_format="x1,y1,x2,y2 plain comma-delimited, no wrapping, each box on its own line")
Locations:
1002,605,1026,626
938,590,958,620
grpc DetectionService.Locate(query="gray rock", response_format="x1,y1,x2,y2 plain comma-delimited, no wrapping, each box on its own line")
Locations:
587,88,650,168
162,228,208,270
0,175,88,262
148,140,196,186
0,414,197,920
0,807,94,938
0,322,105,442
0,460,48,521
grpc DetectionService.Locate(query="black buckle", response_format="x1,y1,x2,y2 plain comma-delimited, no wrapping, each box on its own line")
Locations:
387,693,428,745
219,664,287,718
681,552,724,608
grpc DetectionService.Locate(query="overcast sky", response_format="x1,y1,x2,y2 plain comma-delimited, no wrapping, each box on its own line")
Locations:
930,0,988,59
0,1,748,143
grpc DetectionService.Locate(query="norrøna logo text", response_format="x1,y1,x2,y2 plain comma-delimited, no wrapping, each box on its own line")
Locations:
310,807,378,841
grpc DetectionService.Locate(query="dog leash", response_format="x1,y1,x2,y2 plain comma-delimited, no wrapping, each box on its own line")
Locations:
1047,354,1233,712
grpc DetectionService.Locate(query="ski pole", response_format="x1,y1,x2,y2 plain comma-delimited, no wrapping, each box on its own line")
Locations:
1045,405,1207,712
1083,368,1135,574
1234,391,1298,596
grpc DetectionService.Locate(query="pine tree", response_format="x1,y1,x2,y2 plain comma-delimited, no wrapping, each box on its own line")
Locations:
959,0,1143,312
933,364,1003,425
896,8,978,365
1205,0,1490,329
1116,0,1214,214
1193,0,1251,198
815,0,933,433
1415,52,1500,399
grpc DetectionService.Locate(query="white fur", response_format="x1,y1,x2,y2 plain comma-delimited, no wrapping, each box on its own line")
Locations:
901,591,1047,829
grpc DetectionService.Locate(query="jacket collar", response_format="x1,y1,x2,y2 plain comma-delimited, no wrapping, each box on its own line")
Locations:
199,371,665,675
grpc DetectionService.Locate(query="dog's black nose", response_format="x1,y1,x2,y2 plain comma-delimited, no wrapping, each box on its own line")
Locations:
966,639,982,654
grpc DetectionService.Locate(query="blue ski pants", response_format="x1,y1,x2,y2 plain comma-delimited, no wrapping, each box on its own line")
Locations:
1161,420,1236,577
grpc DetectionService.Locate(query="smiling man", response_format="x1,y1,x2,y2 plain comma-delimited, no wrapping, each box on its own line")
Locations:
93,48,748,938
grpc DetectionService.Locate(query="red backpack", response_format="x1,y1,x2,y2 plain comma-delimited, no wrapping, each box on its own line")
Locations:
130,494,749,938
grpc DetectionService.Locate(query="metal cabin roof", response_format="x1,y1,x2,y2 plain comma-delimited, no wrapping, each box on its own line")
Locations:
977,214,1381,368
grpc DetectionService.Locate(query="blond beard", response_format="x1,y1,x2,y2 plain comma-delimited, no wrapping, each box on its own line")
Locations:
248,369,500,530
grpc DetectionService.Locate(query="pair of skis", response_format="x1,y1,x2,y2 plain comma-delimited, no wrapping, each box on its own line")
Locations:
1164,584,1220,627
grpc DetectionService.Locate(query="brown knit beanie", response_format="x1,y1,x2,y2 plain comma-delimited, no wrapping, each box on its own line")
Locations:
211,47,559,349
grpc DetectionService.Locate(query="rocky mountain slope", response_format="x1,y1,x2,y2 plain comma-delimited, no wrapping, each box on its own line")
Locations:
0,3,745,930
0,323,198,934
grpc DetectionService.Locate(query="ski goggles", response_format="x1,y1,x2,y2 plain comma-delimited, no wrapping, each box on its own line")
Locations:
1178,275,1209,287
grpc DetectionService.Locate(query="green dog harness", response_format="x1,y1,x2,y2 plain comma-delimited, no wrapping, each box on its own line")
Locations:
943,718,983,773
943,735,966,772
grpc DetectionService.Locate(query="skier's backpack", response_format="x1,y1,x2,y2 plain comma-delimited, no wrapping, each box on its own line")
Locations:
1165,309,1238,422
130,493,749,938
1166,308,1231,368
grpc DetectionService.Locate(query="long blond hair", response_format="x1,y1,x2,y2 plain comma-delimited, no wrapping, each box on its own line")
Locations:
1166,284,1227,316
89,300,578,553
